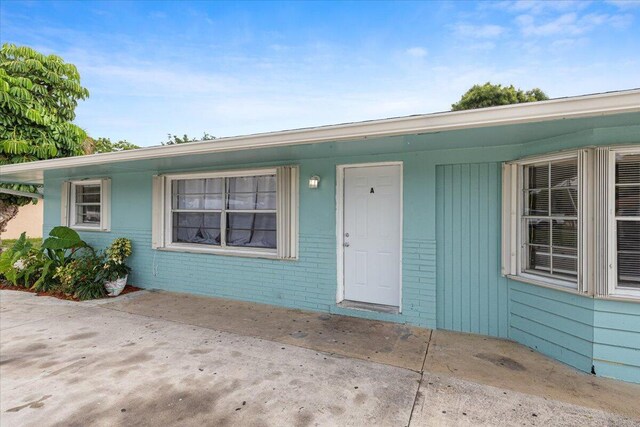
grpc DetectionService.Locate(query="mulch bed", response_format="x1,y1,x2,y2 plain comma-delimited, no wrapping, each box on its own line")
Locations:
0,280,142,301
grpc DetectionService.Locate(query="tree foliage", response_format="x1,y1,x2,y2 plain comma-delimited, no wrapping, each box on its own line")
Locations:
0,43,90,207
451,82,549,111
162,132,215,145
83,136,139,154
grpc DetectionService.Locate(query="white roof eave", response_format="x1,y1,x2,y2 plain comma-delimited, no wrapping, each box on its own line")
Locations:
1,89,639,183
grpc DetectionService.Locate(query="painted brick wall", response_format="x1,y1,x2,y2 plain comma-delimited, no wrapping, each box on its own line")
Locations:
43,154,438,328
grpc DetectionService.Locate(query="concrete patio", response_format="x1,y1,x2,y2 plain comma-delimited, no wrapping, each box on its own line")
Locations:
1,289,639,426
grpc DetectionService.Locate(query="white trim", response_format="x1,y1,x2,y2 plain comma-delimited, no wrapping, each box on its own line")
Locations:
608,147,640,299
335,161,404,312
60,181,70,226
3,90,639,182
506,274,589,296
501,163,518,276
161,243,280,259
163,168,278,180
151,175,166,249
509,151,584,292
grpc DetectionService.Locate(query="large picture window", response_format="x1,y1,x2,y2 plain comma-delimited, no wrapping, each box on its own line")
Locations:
171,175,277,249
152,167,298,259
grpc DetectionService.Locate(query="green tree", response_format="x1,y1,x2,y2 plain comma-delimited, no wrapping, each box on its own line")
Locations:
451,82,549,111
162,132,215,145
0,44,89,241
83,136,139,154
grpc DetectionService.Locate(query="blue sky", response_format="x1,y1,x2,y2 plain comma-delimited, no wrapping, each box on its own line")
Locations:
1,1,639,146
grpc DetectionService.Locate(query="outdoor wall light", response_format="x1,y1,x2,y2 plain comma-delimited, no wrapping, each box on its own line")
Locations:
308,175,320,189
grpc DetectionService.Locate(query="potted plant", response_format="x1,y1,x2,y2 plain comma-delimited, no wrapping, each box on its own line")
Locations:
100,238,132,297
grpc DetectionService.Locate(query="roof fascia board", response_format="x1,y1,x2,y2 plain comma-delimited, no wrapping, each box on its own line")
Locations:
1,89,639,175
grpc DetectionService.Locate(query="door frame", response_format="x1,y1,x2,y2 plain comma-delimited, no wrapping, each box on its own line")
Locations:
335,161,404,312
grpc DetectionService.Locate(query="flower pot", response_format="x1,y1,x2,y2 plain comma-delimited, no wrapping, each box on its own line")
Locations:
104,275,128,297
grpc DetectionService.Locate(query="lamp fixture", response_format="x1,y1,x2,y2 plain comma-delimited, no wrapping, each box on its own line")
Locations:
308,175,320,189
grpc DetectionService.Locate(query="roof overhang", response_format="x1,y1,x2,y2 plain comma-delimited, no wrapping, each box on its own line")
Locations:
1,89,639,185
0,188,43,199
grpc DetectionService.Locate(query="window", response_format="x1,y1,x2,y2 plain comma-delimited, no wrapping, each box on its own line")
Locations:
171,175,277,249
61,179,111,231
152,167,298,259
610,150,640,295
522,158,579,284
503,146,640,300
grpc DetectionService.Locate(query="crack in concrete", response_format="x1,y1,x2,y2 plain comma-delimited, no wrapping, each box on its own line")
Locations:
406,329,433,426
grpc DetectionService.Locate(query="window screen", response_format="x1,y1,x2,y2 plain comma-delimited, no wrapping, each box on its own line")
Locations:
523,158,579,283
615,153,640,289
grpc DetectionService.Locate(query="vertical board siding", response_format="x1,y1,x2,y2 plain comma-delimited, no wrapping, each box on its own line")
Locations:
507,281,594,373
436,163,509,338
592,299,640,383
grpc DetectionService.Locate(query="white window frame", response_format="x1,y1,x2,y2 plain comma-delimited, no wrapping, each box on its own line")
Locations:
607,146,640,299
504,146,640,301
62,179,111,232
152,166,298,260
503,150,587,293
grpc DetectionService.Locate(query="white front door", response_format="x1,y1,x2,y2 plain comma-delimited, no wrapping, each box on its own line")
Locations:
342,164,401,307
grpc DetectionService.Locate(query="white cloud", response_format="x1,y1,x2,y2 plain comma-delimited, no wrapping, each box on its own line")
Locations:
452,23,506,38
493,0,592,15
517,12,633,36
406,47,428,58
607,0,640,9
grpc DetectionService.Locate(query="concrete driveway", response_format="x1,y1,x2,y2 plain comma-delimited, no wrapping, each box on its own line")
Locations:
1,290,639,426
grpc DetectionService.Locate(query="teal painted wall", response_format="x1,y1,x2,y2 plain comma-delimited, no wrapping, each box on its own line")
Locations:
436,163,509,338
44,152,437,328
508,281,594,373
41,115,640,383
592,299,640,383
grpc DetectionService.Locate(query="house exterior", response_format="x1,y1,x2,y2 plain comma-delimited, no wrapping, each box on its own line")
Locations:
1,90,639,383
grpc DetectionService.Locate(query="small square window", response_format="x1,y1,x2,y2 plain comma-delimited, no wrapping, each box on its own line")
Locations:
65,179,110,231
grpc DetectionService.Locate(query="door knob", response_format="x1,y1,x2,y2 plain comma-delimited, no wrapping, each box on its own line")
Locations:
343,242,350,247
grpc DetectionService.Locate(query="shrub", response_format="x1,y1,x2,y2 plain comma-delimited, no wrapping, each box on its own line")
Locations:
99,238,132,282
0,233,34,286
54,253,106,300
1,229,134,301
33,226,93,292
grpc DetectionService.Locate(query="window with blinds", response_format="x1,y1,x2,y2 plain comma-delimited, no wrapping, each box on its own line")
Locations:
522,158,579,284
503,148,639,299
614,153,640,290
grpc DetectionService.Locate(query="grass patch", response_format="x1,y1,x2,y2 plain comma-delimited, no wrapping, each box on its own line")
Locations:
1,237,42,250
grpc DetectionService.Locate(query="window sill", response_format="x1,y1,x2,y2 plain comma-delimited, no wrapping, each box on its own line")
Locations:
506,274,584,296
158,244,293,260
603,290,640,303
69,225,110,232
